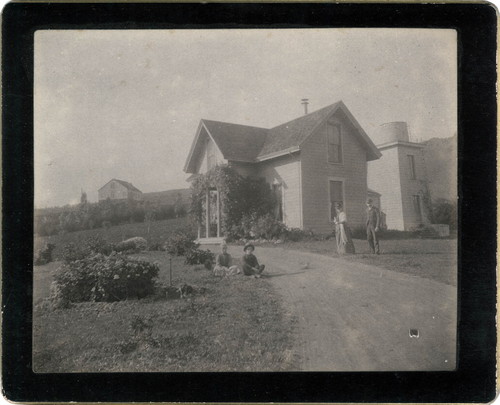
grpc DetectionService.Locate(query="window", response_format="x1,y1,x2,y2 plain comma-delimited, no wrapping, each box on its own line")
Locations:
408,155,416,179
412,195,422,221
272,183,283,222
327,123,342,163
207,139,216,170
329,180,343,221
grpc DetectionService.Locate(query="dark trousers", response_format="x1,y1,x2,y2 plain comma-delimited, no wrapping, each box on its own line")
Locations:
366,225,380,254
243,264,265,276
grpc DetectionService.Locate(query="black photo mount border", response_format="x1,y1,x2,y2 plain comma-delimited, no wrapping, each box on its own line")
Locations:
2,2,497,403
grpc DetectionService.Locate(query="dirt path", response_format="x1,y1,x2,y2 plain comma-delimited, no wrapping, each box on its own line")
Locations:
229,246,456,371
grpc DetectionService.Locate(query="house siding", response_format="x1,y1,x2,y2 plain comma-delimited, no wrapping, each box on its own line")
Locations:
195,136,227,175
256,155,302,228
368,147,404,229
301,111,368,233
396,145,430,230
368,144,429,230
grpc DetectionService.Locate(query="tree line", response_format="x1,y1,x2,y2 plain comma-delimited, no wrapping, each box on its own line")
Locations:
35,196,187,237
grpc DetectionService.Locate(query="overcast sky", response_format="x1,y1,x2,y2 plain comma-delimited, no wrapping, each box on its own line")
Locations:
35,29,456,208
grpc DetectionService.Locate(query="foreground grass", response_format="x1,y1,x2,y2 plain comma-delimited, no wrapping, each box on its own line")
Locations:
261,238,457,286
33,252,297,372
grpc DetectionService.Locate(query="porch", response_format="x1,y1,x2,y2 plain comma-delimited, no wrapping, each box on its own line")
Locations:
196,188,224,245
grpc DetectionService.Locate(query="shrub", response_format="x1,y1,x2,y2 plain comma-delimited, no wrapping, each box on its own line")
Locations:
411,225,440,239
62,242,89,263
432,199,457,229
164,229,198,256
85,235,114,255
34,243,56,265
147,240,166,251
184,248,215,265
252,214,288,240
284,227,310,242
62,236,114,263
240,212,258,238
51,253,159,306
115,237,148,253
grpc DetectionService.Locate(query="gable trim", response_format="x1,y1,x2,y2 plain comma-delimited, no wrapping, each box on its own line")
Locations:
183,121,205,173
256,146,300,162
183,120,226,173
299,101,382,161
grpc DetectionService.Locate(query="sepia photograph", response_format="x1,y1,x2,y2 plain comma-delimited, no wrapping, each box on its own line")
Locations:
32,28,458,373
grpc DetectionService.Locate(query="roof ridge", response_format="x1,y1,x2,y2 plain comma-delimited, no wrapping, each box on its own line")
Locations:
202,118,268,131
269,102,340,130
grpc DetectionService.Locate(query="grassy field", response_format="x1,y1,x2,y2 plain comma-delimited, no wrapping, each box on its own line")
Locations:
33,252,298,372
260,238,457,286
33,218,455,372
35,217,191,259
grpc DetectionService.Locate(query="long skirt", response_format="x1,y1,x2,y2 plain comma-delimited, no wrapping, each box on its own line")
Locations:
336,223,355,254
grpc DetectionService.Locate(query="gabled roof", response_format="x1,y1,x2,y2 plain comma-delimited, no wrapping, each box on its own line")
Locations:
203,120,268,162
260,103,340,157
98,179,142,193
183,101,381,173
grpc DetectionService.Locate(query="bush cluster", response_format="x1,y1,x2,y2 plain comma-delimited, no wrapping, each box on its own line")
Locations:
164,229,198,256
184,248,215,265
51,253,160,307
431,198,457,229
34,243,56,265
62,236,114,263
114,237,148,253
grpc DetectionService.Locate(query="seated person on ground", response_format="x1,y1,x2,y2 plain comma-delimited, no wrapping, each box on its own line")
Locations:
242,243,265,278
213,242,240,276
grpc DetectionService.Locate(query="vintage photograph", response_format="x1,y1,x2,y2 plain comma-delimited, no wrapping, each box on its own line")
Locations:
33,28,457,372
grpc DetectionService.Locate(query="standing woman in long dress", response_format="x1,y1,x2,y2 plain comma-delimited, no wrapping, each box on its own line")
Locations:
334,203,355,254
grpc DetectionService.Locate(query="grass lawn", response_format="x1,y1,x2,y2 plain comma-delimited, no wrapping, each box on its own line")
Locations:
264,238,457,286
33,252,298,372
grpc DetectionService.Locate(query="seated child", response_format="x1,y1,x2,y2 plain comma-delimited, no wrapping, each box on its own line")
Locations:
213,242,240,276
242,243,265,278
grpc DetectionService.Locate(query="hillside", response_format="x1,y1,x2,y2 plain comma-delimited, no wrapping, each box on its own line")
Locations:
142,188,191,206
423,135,457,202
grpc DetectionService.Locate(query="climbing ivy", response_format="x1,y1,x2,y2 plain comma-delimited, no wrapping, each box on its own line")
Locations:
190,165,275,238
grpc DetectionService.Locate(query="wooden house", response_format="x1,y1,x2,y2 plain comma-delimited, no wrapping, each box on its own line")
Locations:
98,179,143,202
184,101,381,240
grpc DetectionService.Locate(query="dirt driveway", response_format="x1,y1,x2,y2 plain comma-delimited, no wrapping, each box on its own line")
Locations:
229,245,456,371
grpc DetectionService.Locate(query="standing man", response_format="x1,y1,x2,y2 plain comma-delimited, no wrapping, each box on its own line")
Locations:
366,198,380,254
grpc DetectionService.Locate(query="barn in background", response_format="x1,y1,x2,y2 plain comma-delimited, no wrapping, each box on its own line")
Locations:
98,179,143,202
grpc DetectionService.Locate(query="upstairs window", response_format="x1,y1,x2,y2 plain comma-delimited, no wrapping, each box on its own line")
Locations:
408,155,416,179
327,123,342,163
